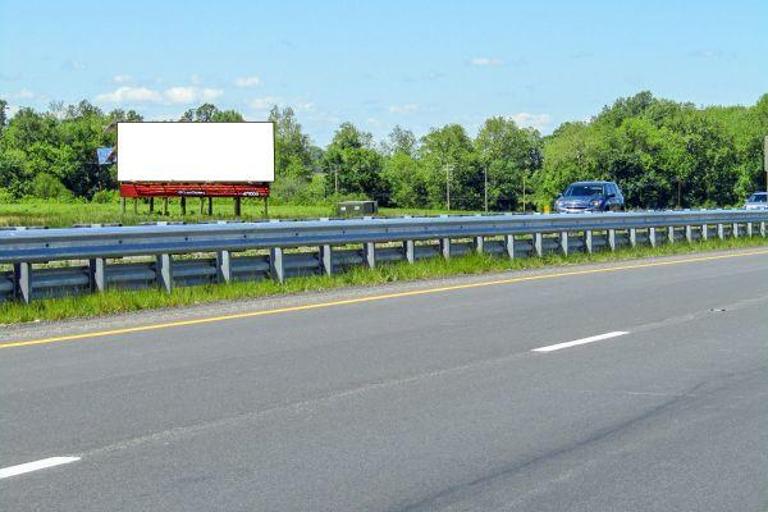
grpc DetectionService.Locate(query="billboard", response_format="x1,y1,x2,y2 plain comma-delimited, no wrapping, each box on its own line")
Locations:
117,122,274,183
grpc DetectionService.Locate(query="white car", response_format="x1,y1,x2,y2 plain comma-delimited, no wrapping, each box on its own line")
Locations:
745,192,768,210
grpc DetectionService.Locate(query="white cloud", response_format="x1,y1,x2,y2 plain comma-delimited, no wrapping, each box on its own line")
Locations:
249,96,281,110
470,57,503,66
15,89,35,99
235,76,261,87
112,74,133,84
96,86,163,103
164,86,223,104
95,85,222,105
294,101,315,112
508,112,551,131
388,103,419,114
4,89,36,100
6,104,20,117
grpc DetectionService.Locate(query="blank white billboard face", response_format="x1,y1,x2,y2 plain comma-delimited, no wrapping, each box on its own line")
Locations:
117,123,274,183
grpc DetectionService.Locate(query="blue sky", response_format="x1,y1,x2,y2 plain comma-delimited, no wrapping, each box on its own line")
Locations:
1,0,766,145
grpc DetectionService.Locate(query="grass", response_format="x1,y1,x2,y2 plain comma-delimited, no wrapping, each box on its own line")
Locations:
0,198,474,228
1,235,765,326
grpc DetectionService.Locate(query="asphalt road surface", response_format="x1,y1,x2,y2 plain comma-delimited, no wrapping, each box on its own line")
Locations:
2,249,767,511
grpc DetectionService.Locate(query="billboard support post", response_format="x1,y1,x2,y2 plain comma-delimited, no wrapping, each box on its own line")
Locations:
163,198,169,216
207,197,213,216
180,197,186,216
263,197,269,218
234,197,242,217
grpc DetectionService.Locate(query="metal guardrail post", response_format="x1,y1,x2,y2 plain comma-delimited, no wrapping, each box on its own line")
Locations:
585,230,593,253
504,234,515,259
629,228,637,247
761,221,767,237
667,226,675,244
747,222,753,237
718,223,725,240
364,242,376,268
270,247,284,283
216,250,231,283
89,258,106,292
156,254,173,293
439,216,451,259
649,227,657,248
441,238,451,259
267,219,285,282
318,220,333,276
685,225,693,243
402,217,416,263
732,222,740,238
701,224,708,241
363,217,376,268
320,245,333,276
404,240,415,263
560,231,569,256
16,262,32,304
87,225,106,293
215,222,232,283
475,236,484,254
534,233,544,257
608,229,617,251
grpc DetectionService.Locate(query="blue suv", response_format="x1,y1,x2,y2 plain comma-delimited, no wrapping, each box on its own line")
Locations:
554,181,625,213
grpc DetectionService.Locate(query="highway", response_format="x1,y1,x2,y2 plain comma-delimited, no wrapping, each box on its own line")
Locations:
1,249,767,511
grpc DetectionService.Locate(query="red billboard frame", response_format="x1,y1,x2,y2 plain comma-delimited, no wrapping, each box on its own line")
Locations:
120,182,270,198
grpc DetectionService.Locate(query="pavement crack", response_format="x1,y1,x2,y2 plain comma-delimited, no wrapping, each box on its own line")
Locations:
389,384,705,512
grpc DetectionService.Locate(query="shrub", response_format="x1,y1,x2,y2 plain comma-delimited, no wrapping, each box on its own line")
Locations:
0,187,15,203
31,174,72,200
91,189,119,204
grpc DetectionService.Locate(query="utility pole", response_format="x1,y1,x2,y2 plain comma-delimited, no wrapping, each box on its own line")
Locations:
444,163,454,211
764,135,767,192
483,166,488,213
334,164,339,195
521,174,526,213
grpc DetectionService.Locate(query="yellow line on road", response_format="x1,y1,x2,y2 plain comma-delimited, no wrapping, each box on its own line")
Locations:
1,249,767,350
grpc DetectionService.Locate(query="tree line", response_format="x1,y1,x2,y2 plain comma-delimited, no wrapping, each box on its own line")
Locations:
0,91,766,210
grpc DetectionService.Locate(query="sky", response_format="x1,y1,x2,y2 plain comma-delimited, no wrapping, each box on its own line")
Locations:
1,0,767,145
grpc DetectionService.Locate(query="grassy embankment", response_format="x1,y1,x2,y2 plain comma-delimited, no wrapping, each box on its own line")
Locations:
0,198,472,228
0,235,765,326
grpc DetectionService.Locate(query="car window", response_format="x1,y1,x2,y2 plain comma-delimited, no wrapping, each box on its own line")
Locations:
565,185,604,196
749,193,767,203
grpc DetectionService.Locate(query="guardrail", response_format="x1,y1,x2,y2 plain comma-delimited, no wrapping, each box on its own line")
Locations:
1,210,766,303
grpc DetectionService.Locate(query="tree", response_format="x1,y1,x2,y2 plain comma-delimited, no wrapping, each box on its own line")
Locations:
418,124,479,209
322,122,385,201
179,103,244,123
382,151,427,207
383,125,417,156
269,106,314,181
475,117,542,211
0,99,7,135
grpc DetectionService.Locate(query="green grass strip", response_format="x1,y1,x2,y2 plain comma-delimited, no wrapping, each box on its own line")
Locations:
0,236,765,326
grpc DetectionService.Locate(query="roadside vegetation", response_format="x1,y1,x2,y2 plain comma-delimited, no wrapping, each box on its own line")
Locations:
1,91,767,226
0,196,470,228
1,235,765,326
